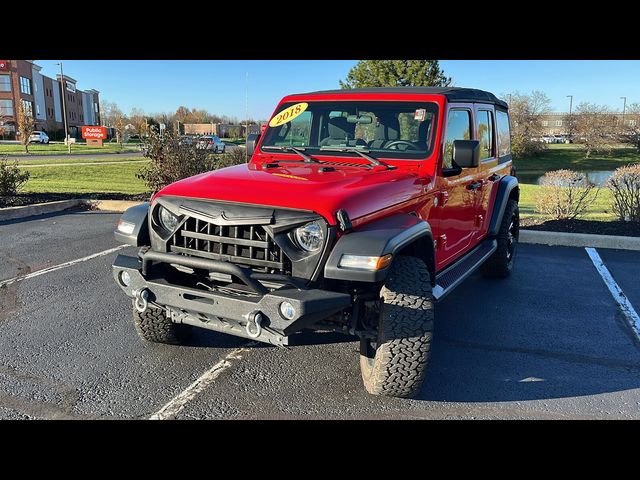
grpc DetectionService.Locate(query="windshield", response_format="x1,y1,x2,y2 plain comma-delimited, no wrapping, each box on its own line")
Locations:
260,100,438,160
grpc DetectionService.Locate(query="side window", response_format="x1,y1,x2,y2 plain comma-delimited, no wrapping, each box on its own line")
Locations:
443,109,471,169
496,110,511,158
477,110,495,160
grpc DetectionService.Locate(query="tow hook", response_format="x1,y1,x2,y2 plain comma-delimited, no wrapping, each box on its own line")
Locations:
244,311,263,338
133,288,149,313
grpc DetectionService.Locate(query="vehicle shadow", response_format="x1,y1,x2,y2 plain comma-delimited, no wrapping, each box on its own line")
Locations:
184,327,355,349
414,263,640,403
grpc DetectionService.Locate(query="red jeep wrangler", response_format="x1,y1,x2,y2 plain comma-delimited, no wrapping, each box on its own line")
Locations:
113,87,519,398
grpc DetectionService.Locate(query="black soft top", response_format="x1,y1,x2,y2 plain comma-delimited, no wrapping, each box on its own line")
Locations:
301,87,508,110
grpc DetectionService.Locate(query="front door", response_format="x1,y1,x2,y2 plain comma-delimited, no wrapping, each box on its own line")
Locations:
434,104,485,270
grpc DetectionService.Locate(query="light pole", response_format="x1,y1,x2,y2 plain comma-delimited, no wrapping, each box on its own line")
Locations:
566,95,573,142
57,62,71,153
620,96,627,134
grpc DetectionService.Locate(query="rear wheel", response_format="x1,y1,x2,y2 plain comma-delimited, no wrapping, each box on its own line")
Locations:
359,255,434,398
132,303,191,345
482,199,519,278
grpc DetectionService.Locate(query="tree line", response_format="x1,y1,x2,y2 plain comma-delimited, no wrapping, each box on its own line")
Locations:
100,101,266,145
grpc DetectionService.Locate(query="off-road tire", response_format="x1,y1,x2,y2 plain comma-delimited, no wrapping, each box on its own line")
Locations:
359,255,434,398
482,199,519,278
132,303,192,345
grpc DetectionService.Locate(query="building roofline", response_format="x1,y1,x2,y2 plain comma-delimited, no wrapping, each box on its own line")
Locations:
56,74,77,84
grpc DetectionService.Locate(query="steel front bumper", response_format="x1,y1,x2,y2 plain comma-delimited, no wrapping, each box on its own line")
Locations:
112,253,351,346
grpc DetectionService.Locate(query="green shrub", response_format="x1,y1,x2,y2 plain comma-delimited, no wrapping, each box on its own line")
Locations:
137,131,214,193
0,156,30,195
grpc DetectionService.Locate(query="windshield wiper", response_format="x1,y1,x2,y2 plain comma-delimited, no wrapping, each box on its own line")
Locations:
262,145,318,163
319,146,392,169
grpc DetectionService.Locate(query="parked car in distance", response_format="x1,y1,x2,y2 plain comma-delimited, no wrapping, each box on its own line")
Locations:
29,131,49,144
196,135,226,153
179,135,195,146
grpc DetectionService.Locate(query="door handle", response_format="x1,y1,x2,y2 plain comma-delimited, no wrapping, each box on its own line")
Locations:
488,174,500,182
466,181,483,191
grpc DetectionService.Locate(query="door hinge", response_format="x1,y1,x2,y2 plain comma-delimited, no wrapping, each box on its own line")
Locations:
475,214,484,227
436,234,447,249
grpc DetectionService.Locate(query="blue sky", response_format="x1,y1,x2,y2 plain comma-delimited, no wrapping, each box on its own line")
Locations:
35,60,640,120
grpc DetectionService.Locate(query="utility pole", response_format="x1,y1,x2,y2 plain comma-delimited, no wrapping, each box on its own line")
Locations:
567,95,573,142
620,96,627,134
57,62,71,153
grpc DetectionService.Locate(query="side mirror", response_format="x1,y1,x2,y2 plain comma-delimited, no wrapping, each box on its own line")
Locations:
453,140,480,168
246,133,261,157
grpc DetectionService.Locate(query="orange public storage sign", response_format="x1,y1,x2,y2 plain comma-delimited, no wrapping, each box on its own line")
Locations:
81,126,107,140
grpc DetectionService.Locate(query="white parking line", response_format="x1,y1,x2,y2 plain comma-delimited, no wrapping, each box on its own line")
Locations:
586,247,640,342
150,343,255,420
0,245,128,289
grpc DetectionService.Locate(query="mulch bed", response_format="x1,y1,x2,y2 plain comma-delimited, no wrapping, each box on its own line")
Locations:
0,192,150,209
521,218,640,237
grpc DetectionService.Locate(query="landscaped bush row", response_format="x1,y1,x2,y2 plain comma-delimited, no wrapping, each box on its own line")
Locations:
535,164,640,222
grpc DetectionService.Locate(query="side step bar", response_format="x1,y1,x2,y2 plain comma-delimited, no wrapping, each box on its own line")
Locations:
432,239,497,301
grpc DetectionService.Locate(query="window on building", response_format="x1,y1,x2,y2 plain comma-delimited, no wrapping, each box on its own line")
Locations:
20,76,31,95
443,109,472,170
0,99,13,116
477,110,495,160
36,104,40,116
555,120,563,127
0,75,10,92
542,121,548,127
496,110,511,159
630,119,637,127
94,102,99,113
21,100,33,116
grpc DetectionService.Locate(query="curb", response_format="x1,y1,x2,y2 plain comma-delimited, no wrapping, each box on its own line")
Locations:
0,199,85,221
0,199,143,221
520,230,640,251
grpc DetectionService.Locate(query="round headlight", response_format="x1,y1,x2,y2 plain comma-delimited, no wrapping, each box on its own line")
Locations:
158,206,180,232
294,221,323,252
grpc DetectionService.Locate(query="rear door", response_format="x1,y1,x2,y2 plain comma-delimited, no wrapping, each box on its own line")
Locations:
473,105,497,240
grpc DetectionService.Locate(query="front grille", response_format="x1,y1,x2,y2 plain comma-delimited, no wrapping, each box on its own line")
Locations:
169,217,288,274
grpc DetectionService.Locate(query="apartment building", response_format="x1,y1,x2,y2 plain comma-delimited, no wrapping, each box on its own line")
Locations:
0,60,100,140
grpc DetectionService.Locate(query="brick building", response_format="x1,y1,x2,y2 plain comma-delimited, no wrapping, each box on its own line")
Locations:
0,60,101,140
183,123,261,137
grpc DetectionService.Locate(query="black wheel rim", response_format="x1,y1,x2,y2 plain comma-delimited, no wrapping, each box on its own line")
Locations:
507,212,519,262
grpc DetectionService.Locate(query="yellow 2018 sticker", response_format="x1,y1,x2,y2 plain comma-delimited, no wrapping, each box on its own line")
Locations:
269,103,308,127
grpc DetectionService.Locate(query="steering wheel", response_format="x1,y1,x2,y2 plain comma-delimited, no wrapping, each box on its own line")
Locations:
385,140,420,151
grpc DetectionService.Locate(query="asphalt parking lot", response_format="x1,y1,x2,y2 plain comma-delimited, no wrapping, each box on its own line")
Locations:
1,210,639,419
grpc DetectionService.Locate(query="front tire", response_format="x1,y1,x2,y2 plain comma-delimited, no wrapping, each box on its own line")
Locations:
359,256,435,398
482,199,519,278
132,303,191,345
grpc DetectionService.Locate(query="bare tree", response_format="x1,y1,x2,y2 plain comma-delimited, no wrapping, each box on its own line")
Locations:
503,90,551,158
17,102,36,154
624,103,640,152
574,102,617,158
101,100,128,148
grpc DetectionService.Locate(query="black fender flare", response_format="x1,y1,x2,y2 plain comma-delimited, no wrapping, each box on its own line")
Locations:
114,202,150,246
324,213,435,284
488,176,519,237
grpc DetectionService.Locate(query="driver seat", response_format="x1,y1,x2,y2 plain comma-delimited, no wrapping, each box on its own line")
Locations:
369,115,400,149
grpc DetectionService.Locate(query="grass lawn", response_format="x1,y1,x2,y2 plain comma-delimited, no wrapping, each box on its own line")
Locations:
519,183,615,221
16,156,147,166
24,163,148,195
515,144,640,184
0,142,141,156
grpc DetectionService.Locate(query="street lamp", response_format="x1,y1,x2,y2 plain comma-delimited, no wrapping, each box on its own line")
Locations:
56,62,70,153
620,96,627,134
566,95,573,143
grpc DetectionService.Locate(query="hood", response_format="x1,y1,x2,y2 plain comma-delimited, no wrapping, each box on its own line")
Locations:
155,161,430,225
